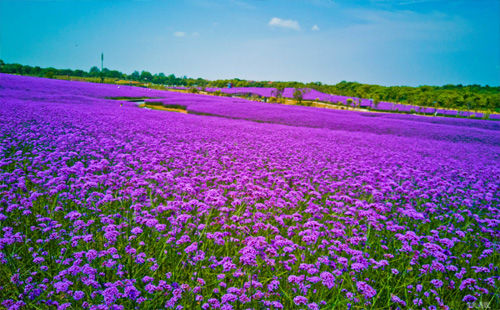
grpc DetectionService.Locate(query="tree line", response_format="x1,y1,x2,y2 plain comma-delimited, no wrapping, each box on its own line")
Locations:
312,81,500,114
1,60,498,113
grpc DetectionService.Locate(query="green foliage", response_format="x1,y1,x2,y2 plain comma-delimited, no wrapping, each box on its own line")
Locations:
346,98,353,110
140,70,153,81
162,103,187,110
144,101,163,107
250,94,260,101
131,71,140,79
293,88,306,105
44,71,55,79
0,60,498,114
314,82,499,115
272,83,286,98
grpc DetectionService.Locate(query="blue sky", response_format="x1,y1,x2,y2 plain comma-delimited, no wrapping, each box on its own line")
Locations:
1,0,499,86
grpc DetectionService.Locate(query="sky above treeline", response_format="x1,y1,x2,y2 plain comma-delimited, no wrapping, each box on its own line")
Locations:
1,0,499,87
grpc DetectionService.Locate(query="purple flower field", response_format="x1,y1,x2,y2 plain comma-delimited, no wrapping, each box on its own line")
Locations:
196,87,499,119
1,74,499,310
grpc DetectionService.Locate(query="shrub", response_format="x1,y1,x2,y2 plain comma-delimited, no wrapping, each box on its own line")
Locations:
346,99,353,109
410,108,416,113
145,101,163,107
293,88,307,105
269,96,277,103
482,113,490,120
188,87,199,94
214,90,222,96
163,103,187,110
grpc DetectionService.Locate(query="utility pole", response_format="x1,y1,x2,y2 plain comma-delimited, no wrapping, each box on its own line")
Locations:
100,53,104,83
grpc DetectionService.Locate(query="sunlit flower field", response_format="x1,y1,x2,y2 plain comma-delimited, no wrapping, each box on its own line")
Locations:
1,74,499,310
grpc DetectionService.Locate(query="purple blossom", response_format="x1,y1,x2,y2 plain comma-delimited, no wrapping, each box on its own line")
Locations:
73,291,85,301
0,73,498,309
320,271,335,289
356,281,377,299
430,279,443,289
463,295,477,302
185,242,198,254
293,296,308,305
131,227,143,235
221,293,237,304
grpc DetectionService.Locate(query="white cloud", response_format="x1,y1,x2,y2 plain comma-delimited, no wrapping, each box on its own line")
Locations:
174,31,186,37
269,17,300,30
311,25,320,31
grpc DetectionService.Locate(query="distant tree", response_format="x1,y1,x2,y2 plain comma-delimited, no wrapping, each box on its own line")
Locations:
131,71,140,80
22,66,32,75
272,83,285,99
293,88,309,105
107,70,123,79
140,71,153,81
32,66,41,76
373,96,380,109
44,70,55,79
346,98,353,110
463,93,474,116
89,66,100,77
188,87,199,94
476,96,486,114
73,69,84,77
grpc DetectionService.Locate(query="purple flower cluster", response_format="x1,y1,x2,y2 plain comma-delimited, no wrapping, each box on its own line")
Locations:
199,86,498,118
0,73,499,309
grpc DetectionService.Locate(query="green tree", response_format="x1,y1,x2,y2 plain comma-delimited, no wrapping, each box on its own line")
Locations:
140,71,153,81
293,88,307,105
346,98,353,110
44,70,55,79
272,83,285,99
373,96,381,109
131,71,140,80
463,93,474,116
89,66,100,77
